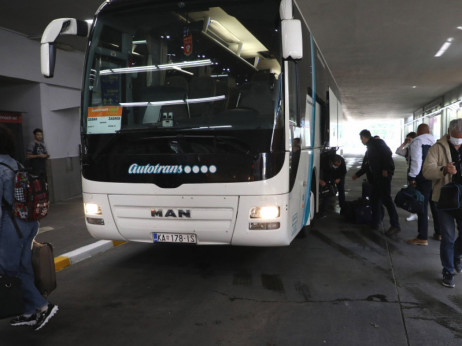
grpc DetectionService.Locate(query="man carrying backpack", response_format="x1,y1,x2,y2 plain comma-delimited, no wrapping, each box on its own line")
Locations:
0,124,58,330
26,128,49,180
407,124,440,245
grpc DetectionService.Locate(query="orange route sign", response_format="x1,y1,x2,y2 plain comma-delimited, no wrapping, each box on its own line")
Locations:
88,106,122,118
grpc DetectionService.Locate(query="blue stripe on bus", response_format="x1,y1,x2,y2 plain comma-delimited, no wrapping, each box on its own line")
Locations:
302,33,317,226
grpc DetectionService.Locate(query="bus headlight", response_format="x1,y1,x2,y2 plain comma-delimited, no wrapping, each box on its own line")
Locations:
250,206,280,219
84,203,102,215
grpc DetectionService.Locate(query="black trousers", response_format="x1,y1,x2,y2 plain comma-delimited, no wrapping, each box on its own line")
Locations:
370,176,400,228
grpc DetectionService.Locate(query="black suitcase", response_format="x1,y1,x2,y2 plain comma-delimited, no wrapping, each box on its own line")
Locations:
354,203,373,224
362,180,372,202
341,200,358,222
31,241,57,297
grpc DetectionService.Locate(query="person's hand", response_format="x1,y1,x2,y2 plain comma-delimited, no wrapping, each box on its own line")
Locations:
335,178,340,184
319,179,326,187
382,170,388,177
445,162,457,175
408,179,417,188
352,174,358,181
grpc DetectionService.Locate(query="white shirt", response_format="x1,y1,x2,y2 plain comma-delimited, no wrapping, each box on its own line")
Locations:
408,133,436,178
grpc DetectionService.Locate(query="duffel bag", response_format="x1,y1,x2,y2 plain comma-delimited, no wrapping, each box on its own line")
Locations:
394,187,424,214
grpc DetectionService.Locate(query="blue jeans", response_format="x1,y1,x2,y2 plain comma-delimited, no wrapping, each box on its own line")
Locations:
416,179,440,240
0,213,48,315
436,207,462,275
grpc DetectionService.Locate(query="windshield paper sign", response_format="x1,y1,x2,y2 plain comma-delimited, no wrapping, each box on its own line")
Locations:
87,106,122,134
128,163,217,175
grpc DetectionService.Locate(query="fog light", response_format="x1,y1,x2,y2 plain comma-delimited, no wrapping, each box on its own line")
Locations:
86,217,105,225
250,206,280,219
249,222,280,230
84,203,102,215
266,222,280,230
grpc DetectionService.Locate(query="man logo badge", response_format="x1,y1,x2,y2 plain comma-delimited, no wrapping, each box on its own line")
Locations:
151,209,191,218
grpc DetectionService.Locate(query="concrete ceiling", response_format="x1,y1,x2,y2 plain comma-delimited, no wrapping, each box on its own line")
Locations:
1,0,462,120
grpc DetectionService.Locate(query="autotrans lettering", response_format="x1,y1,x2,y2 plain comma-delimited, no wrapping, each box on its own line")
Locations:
151,209,191,218
128,163,217,175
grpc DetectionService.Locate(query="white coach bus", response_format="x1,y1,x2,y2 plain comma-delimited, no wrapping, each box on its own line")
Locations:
41,0,343,246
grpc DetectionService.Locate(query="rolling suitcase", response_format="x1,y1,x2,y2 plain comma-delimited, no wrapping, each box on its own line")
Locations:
362,180,372,202
31,241,57,297
354,203,373,224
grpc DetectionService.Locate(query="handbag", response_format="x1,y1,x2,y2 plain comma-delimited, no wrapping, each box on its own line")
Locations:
0,275,25,319
437,182,462,218
394,186,424,214
321,182,338,197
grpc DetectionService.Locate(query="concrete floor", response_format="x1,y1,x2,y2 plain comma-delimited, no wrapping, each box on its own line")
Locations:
1,153,461,345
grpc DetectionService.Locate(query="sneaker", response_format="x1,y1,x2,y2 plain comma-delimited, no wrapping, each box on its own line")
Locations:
34,304,58,331
406,214,418,221
9,314,37,327
385,226,401,236
442,271,455,288
407,238,428,246
455,258,462,274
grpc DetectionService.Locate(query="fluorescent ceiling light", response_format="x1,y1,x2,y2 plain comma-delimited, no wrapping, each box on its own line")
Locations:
100,59,213,75
119,102,149,107
457,26,462,30
435,37,454,57
120,95,226,108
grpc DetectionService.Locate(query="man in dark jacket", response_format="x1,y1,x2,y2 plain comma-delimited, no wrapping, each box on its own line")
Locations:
352,129,400,235
320,154,346,207
319,153,347,214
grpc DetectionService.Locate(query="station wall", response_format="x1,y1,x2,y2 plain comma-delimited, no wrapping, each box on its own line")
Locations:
0,28,85,202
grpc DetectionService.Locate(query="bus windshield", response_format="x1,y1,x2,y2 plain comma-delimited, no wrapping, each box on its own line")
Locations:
82,1,283,135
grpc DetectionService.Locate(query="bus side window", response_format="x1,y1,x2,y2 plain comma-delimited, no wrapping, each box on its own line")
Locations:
287,61,301,151
287,61,300,127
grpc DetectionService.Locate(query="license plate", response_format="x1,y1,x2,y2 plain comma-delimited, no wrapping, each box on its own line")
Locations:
153,233,197,243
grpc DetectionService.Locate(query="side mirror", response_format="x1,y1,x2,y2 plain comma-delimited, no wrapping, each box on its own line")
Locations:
41,43,57,78
281,19,303,60
40,18,91,78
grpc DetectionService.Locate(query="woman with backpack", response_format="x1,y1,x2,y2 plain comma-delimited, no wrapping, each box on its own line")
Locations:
0,124,58,331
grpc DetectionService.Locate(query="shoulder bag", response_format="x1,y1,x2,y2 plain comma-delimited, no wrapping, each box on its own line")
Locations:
437,182,462,218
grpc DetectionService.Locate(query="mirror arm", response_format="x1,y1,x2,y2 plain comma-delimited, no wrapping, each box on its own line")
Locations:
40,18,91,78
